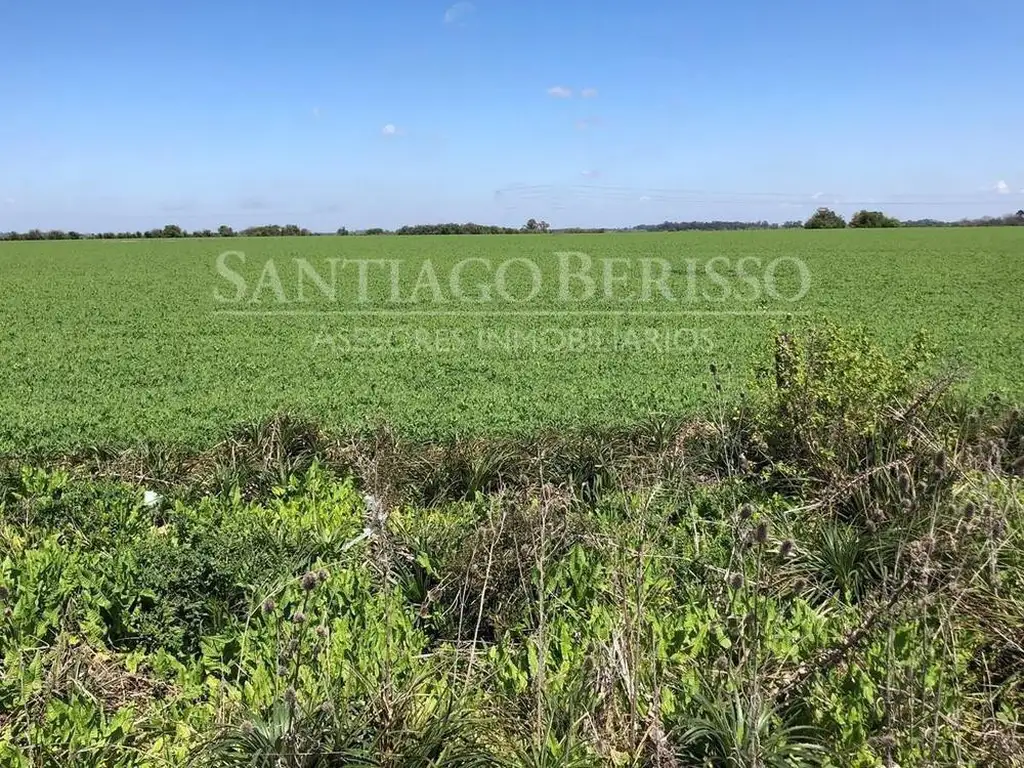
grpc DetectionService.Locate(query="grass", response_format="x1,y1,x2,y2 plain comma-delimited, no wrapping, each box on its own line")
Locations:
2,228,1024,765
2,228,1023,453
1,323,1022,766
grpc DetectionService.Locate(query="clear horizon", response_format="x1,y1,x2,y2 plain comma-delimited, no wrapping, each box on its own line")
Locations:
2,0,1022,232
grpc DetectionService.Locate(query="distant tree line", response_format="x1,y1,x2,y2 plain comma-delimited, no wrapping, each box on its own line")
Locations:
0,223,314,241
396,223,518,235
632,219,801,232
802,207,1024,230
0,218,552,240
3,211,1022,241
903,211,1024,227
393,219,552,235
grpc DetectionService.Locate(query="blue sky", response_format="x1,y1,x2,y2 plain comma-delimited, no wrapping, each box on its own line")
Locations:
2,0,1022,231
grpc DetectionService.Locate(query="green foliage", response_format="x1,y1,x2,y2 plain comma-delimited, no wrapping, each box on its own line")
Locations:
2,327,1024,764
849,209,900,228
3,450,1023,764
673,686,826,766
804,207,846,229
752,321,939,481
2,230,1024,452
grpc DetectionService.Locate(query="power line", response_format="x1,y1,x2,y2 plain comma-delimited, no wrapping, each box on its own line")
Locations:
493,183,1021,207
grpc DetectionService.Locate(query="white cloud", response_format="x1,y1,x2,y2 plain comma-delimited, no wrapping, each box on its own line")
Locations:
443,1,475,25
581,170,600,178
547,86,572,98
811,191,824,200
381,123,398,136
639,195,651,202
581,87,598,98
995,180,1010,194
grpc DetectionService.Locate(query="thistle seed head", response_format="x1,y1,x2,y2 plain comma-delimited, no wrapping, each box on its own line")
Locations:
755,521,769,545
739,503,754,521
935,450,947,471
728,572,744,590
779,539,794,558
898,473,912,495
301,571,319,592
292,611,306,624
963,501,977,522
316,624,329,639
261,599,276,615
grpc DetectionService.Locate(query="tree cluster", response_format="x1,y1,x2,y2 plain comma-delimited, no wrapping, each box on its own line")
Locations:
235,224,312,237
396,222,522,235
389,219,555,235
803,207,847,229
849,210,901,228
807,208,1024,229
634,219,785,232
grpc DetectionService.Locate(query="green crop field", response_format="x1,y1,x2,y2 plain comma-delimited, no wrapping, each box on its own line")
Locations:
2,227,1022,452
4,230,1024,765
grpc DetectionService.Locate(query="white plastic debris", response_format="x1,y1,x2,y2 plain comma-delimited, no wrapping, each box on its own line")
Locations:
142,490,161,508
342,528,374,551
362,493,388,527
